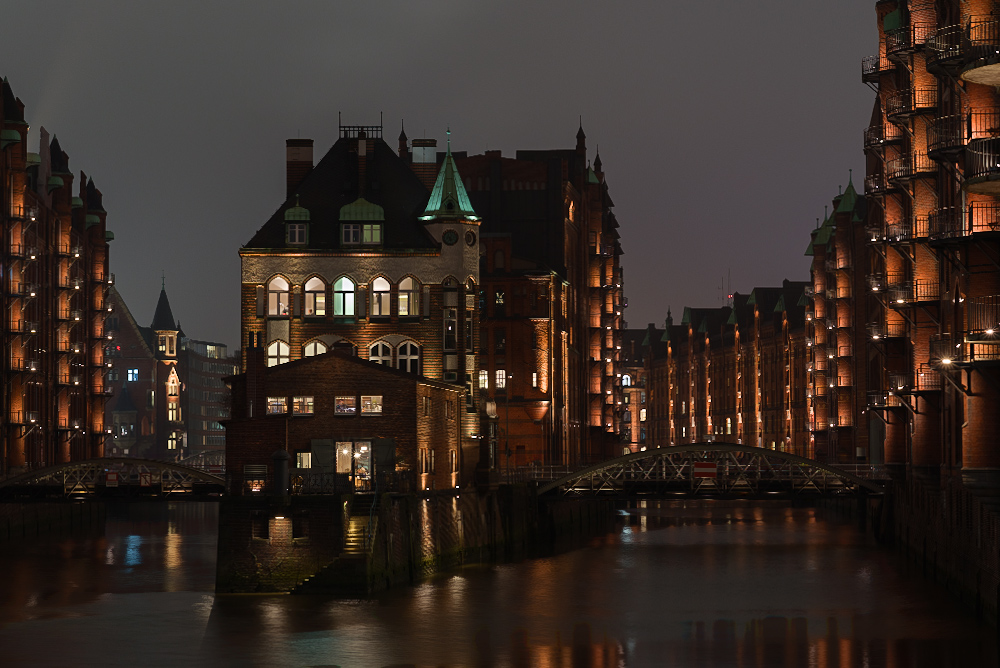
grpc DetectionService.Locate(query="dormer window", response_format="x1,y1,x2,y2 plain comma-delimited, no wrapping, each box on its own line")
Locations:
363,224,382,244
158,333,177,357
287,223,307,245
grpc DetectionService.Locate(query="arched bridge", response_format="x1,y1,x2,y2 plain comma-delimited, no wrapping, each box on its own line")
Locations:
0,458,225,498
536,443,890,497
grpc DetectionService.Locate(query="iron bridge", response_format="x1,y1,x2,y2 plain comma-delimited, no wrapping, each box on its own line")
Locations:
0,457,226,498
535,443,889,497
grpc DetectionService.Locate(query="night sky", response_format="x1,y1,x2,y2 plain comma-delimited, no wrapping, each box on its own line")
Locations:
3,2,876,349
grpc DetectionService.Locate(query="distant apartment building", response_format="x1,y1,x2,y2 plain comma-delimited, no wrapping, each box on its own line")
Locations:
0,77,113,474
105,285,236,460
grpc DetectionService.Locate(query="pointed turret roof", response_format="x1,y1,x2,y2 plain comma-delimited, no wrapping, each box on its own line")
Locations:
114,383,138,412
2,77,24,123
835,172,858,214
421,130,479,221
49,135,70,174
151,285,177,331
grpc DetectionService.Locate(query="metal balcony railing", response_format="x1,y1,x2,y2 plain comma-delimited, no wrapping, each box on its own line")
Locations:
914,279,940,301
837,286,852,299
967,295,1000,334
864,173,889,195
886,88,938,118
886,152,936,182
864,124,904,149
915,364,942,391
927,24,964,68
931,334,963,365
965,138,1000,183
967,17,1000,64
862,54,894,82
867,273,885,293
886,23,936,59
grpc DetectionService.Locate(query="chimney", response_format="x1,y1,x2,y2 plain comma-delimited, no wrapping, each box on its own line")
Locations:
286,139,313,198
410,138,438,189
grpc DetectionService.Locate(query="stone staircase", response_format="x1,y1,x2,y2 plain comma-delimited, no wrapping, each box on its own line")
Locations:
292,493,377,595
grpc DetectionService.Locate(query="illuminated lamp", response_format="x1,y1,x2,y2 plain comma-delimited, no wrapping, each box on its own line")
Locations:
941,358,952,365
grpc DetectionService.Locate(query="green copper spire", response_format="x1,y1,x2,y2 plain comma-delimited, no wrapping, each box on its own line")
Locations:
420,128,479,221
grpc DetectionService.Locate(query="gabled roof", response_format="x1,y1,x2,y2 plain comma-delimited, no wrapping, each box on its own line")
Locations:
2,77,24,123
151,287,177,331
243,134,438,251
421,132,479,221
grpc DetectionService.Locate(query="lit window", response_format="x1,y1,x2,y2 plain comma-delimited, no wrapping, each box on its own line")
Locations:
303,341,327,357
287,223,306,245
494,290,505,317
342,223,360,245
726,417,732,435
333,277,355,317
362,224,382,244
296,452,312,468
293,396,314,415
640,409,647,422
532,372,538,388
622,374,632,387
127,368,139,382
398,277,418,316
398,341,420,374
478,370,489,388
371,277,391,316
167,433,178,450
304,277,326,316
496,369,507,390
167,375,179,396
335,396,356,415
168,402,180,422
266,341,290,367
370,342,392,365
444,309,458,350
361,395,383,415
267,397,288,414
267,276,290,316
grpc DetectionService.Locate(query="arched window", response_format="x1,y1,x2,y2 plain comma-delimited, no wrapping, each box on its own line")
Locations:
166,372,179,396
371,277,390,317
304,277,326,317
494,249,505,271
303,341,327,357
398,341,420,374
369,341,392,365
266,340,289,367
622,374,632,387
398,277,418,316
333,277,355,317
267,276,290,316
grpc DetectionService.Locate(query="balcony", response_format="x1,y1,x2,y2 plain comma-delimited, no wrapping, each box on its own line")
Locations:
930,334,963,366
886,152,936,183
967,295,1000,335
861,54,895,83
836,285,852,300
9,411,40,425
864,124,904,150
928,114,967,159
865,221,885,242
927,24,964,74
868,390,902,408
885,88,937,120
965,138,1000,194
838,344,853,358
914,364,942,392
864,173,893,196
867,273,885,293
886,23,935,61
885,215,930,242
868,320,907,340
962,18,1000,86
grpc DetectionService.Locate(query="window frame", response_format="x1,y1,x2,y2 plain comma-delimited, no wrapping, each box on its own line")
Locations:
267,276,291,317
360,395,383,415
292,396,314,415
333,277,356,317
371,277,391,317
398,277,418,316
266,340,290,367
304,277,326,317
267,396,288,415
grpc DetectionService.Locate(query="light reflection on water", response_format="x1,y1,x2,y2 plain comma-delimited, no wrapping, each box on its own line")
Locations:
0,500,995,667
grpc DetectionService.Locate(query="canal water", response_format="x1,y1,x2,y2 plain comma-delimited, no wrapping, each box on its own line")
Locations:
0,499,995,668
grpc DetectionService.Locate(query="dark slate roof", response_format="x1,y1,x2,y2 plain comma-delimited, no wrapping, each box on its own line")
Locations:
2,77,24,122
151,288,177,331
113,383,138,412
243,136,438,251
49,135,70,174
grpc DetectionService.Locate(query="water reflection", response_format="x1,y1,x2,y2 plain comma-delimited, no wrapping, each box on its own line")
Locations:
0,500,995,668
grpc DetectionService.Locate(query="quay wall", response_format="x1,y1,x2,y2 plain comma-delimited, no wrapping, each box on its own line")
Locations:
215,486,615,595
0,501,106,541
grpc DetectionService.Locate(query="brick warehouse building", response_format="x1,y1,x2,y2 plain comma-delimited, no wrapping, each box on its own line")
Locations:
456,128,626,468
644,280,810,456
237,123,482,477
225,349,464,495
862,0,1000,492
0,77,113,474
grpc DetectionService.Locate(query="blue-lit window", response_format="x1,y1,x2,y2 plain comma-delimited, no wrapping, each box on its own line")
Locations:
127,368,139,382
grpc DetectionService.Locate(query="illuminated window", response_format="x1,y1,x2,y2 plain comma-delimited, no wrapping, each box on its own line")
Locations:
494,290,505,317
398,277,418,316
361,395,383,414
167,375,179,396
303,340,327,357
532,372,538,388
622,374,632,387
398,341,420,374
727,418,732,435
167,433,178,450
304,277,326,316
371,277,391,316
362,224,382,244
369,341,392,365
293,396,314,415
342,223,360,245
266,340,289,367
168,402,180,422
444,309,457,350
333,277,355,317
478,370,489,388
127,368,139,382
267,276,290,316
335,396,356,415
296,452,312,468
267,397,288,414
287,223,306,245
495,369,507,390
639,409,647,422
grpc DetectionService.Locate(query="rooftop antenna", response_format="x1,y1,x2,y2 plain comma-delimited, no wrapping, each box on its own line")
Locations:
161,271,165,290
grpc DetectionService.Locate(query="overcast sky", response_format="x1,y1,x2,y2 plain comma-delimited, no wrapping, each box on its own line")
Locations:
3,1,876,349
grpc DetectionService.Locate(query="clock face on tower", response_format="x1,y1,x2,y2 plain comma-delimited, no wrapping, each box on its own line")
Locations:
442,229,459,246
465,230,477,247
